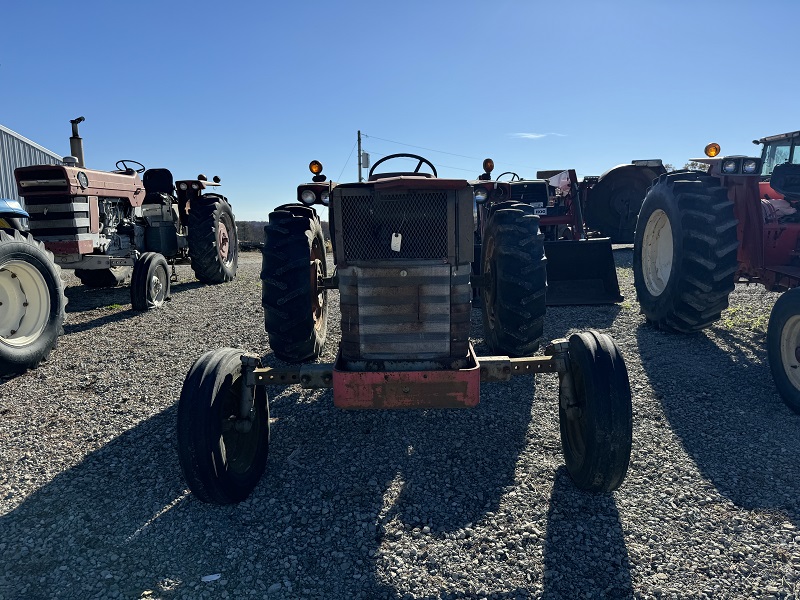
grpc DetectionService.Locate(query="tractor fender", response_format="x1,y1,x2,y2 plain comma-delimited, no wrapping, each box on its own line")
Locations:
595,162,666,187
0,198,30,220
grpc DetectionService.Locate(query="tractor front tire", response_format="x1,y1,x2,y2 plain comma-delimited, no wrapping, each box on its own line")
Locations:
633,172,738,332
0,229,66,376
131,252,170,311
75,266,131,288
481,202,546,356
262,205,328,363
177,348,270,504
559,330,632,492
188,199,238,284
767,289,800,414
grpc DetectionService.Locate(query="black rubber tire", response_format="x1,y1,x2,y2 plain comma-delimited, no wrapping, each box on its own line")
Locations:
177,348,270,504
0,217,25,230
559,330,632,492
74,266,132,288
767,289,800,414
130,252,170,311
262,205,328,362
188,198,238,284
584,166,658,243
480,201,547,356
633,172,739,332
0,229,66,376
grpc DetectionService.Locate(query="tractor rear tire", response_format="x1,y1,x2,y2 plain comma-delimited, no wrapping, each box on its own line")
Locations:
559,330,632,492
262,206,328,362
0,229,66,376
131,252,170,311
188,199,238,284
481,202,547,356
633,172,739,332
75,266,131,288
584,166,659,243
177,348,270,504
767,289,800,414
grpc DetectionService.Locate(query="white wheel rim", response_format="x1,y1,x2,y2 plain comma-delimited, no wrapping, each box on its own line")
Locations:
780,315,800,390
641,209,674,296
150,269,167,305
0,259,51,347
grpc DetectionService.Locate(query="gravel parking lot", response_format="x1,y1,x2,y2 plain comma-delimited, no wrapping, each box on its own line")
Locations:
1,248,798,599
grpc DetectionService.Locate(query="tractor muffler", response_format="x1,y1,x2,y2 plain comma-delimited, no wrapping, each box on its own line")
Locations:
544,238,623,305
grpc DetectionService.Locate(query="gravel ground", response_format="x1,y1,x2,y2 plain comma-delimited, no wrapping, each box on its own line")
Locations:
1,248,799,600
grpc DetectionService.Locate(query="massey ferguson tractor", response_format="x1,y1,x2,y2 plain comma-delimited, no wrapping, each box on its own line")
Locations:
633,133,800,414
14,117,238,310
0,198,66,376
176,153,634,505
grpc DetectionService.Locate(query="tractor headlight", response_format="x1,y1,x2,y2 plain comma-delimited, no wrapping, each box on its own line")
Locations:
191,183,199,190
178,183,188,190
301,190,316,205
320,191,330,206
742,159,759,174
474,188,488,203
722,159,739,174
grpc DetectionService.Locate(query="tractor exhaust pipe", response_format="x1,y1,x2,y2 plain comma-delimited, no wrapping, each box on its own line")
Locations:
69,116,86,168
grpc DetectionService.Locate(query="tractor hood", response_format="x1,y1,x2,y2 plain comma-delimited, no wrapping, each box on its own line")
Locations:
15,165,146,207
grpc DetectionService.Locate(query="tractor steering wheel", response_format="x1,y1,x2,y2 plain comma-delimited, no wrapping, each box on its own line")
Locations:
115,160,146,174
368,153,438,181
495,171,521,182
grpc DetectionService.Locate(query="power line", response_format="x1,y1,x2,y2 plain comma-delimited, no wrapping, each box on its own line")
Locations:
363,133,481,161
363,132,533,172
364,149,477,174
336,139,358,182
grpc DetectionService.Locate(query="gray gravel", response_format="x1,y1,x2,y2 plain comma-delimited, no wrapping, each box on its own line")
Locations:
1,248,799,599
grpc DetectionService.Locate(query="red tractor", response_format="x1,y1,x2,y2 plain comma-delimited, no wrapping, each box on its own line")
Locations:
473,159,664,306
633,133,800,414
15,117,238,310
176,154,634,504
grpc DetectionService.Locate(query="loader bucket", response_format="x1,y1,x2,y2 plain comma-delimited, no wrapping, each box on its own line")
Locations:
544,239,623,305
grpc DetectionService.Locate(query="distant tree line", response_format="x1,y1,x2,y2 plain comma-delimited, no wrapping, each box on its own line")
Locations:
662,161,709,173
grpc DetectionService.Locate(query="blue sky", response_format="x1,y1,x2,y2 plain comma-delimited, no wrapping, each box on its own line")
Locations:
1,0,798,220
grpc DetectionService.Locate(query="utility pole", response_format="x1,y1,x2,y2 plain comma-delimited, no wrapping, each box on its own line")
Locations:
357,130,362,182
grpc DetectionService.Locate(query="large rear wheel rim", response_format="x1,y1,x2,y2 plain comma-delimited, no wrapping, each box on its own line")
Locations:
0,259,51,347
310,238,325,332
641,208,674,297
483,237,497,329
217,219,231,263
780,315,800,391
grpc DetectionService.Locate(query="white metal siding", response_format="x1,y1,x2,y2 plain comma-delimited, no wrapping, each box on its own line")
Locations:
0,124,63,207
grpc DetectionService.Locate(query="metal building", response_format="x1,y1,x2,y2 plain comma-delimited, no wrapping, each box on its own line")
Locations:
0,123,63,207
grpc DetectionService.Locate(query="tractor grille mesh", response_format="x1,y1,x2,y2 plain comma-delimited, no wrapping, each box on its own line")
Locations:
510,181,549,205
340,191,448,261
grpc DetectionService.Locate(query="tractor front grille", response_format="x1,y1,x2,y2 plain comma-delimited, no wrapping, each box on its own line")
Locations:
339,191,448,261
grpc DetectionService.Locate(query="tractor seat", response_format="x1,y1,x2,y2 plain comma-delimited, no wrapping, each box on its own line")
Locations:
771,163,800,201
143,168,175,204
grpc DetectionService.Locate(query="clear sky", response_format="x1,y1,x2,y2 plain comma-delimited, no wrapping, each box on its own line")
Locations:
1,0,797,220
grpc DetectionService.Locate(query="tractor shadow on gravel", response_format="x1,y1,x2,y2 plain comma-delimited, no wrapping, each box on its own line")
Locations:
62,280,207,335
542,467,632,599
635,324,800,526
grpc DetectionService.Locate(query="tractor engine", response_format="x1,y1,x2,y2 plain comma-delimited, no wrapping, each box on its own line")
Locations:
330,178,474,368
